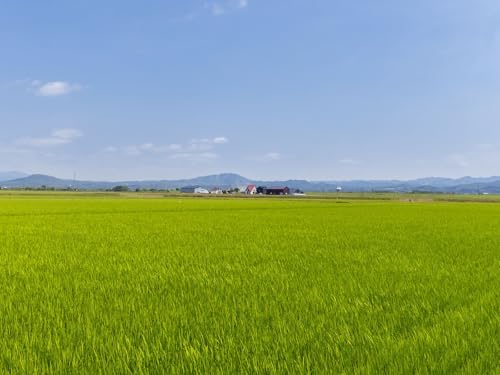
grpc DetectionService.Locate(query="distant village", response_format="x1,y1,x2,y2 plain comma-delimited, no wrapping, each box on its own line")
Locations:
180,184,306,196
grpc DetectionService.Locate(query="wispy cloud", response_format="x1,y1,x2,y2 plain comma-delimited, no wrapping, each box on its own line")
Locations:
31,80,82,97
213,136,229,144
0,128,83,156
206,0,249,16
191,137,229,145
52,128,83,140
174,0,248,22
248,152,282,162
339,158,362,165
210,3,226,15
189,137,229,151
169,152,218,162
123,145,142,156
264,152,281,161
15,128,83,147
476,143,494,151
446,153,470,168
0,144,31,155
107,136,228,161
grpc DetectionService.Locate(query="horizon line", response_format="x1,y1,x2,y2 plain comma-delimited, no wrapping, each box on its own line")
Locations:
3,171,500,183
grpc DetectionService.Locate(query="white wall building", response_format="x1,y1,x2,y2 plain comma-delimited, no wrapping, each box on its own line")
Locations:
194,187,210,194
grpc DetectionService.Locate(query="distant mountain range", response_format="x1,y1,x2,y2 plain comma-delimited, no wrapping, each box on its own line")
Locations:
1,172,500,194
0,171,29,181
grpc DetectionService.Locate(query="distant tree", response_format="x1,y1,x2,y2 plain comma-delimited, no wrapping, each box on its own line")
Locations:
112,185,129,192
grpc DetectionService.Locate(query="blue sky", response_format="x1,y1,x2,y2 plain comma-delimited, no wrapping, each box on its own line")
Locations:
1,0,500,181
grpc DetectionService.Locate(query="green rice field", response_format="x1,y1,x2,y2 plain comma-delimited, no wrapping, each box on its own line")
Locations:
0,194,498,373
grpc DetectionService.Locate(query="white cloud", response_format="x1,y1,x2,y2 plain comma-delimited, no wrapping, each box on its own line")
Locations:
139,143,154,151
33,81,82,97
178,1,248,21
52,128,83,139
124,145,142,156
169,152,218,161
16,128,83,147
168,143,182,151
446,153,470,168
213,137,229,144
109,136,228,161
190,137,229,145
188,137,229,151
207,0,249,16
339,158,362,165
17,137,70,147
237,0,248,8
265,152,281,160
476,143,495,151
247,152,282,162
0,144,31,155
211,3,226,15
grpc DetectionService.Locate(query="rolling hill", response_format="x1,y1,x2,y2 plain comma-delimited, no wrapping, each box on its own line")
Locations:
0,171,28,181
1,172,500,194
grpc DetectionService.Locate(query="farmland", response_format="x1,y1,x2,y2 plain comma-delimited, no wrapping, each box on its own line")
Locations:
0,194,498,373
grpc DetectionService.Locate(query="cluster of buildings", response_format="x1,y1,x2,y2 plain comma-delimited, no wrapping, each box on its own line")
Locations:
180,184,303,196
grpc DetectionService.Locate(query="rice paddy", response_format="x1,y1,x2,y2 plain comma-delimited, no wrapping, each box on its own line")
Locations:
0,194,498,373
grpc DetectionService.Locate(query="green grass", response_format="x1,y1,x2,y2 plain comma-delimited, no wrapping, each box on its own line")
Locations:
0,195,498,373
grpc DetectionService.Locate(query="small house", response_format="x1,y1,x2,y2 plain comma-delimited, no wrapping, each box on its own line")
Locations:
265,187,290,195
256,186,290,195
292,189,305,196
194,187,210,194
180,186,196,193
245,184,257,195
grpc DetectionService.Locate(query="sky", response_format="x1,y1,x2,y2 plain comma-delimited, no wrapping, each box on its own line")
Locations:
1,0,500,181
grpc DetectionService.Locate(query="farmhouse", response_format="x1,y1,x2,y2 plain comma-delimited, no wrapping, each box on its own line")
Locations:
180,186,196,193
194,187,210,194
180,186,210,194
265,187,290,195
256,186,290,195
245,184,257,195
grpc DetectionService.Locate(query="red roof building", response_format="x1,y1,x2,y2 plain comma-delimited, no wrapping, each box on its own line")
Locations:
246,184,257,195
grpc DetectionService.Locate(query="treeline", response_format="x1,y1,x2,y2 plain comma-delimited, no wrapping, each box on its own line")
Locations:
108,186,180,193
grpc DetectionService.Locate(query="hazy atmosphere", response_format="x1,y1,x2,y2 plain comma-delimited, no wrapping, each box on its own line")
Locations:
1,3,499,373
2,0,500,180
